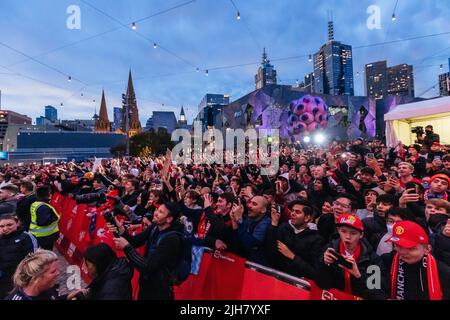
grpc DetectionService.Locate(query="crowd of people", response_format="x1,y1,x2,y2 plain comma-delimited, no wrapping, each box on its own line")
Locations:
0,135,449,300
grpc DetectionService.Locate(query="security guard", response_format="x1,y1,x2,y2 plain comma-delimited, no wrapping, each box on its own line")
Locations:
29,186,60,250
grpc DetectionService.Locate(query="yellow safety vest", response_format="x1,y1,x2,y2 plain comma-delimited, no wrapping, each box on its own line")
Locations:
29,202,60,238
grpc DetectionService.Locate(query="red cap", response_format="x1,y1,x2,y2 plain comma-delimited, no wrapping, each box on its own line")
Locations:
336,214,364,232
387,220,429,248
430,173,450,185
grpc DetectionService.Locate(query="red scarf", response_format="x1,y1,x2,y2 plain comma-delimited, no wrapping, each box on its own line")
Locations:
339,241,361,295
424,189,448,201
390,252,442,300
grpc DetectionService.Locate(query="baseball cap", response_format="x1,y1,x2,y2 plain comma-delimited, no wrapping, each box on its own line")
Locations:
386,220,429,248
336,214,364,232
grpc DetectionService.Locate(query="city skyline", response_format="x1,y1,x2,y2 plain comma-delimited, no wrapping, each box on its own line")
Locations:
1,0,449,125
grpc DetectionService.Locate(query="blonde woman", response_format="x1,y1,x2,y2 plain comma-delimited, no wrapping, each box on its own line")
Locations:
5,249,61,300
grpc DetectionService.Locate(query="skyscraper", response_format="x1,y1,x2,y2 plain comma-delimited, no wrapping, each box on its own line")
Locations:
95,90,111,132
387,64,414,97
365,61,415,98
365,61,388,100
44,106,57,122
313,21,354,96
255,48,277,90
121,70,142,137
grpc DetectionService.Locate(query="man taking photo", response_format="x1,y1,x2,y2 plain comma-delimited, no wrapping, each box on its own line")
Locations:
108,202,182,300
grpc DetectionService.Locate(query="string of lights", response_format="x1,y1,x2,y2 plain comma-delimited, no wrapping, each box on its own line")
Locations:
6,0,199,70
0,41,88,86
228,0,262,50
80,0,199,69
1,11,450,114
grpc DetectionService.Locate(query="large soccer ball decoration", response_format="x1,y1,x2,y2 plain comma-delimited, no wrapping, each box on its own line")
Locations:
287,95,328,136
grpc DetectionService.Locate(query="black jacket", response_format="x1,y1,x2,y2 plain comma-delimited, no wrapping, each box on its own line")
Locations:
123,223,182,300
317,213,339,244
265,223,325,281
380,251,450,300
121,190,140,207
363,214,387,250
316,238,386,299
16,193,37,231
201,207,233,249
430,224,450,267
0,230,37,298
87,257,133,300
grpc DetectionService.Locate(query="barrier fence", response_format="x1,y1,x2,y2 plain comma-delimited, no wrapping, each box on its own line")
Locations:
50,192,361,300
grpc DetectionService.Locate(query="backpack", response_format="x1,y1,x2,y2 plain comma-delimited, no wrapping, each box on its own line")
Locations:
156,225,193,286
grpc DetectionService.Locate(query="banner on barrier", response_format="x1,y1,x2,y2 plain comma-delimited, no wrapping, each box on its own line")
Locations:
52,193,354,301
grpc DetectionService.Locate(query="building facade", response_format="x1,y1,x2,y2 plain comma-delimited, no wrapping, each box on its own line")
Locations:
365,61,388,100
387,63,414,97
44,106,58,122
439,72,450,96
145,111,178,134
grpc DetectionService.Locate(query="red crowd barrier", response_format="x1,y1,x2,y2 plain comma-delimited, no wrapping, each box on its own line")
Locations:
51,192,360,300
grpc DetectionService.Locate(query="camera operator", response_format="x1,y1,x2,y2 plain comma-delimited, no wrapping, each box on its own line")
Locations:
107,202,183,300
419,125,440,151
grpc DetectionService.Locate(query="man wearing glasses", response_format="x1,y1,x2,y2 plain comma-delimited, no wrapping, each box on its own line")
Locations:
317,193,359,243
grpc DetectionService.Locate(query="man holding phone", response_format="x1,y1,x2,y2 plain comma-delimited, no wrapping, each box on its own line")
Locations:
317,214,383,299
265,199,324,281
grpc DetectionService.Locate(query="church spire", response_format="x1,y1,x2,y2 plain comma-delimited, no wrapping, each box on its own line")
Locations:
95,90,111,132
121,69,142,137
178,105,187,126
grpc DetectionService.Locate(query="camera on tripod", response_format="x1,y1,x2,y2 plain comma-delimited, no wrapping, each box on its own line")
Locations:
411,126,424,135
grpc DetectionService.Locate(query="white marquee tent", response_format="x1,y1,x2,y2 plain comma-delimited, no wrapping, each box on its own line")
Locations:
384,96,450,147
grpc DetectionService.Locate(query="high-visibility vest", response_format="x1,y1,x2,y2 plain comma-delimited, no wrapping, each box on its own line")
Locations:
29,202,60,238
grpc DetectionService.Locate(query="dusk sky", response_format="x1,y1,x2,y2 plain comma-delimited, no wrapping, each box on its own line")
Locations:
1,0,449,125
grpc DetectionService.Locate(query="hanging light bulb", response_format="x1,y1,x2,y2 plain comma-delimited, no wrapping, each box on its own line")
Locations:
308,54,312,62
153,42,157,49
440,64,443,70
131,22,137,30
391,13,396,21
356,72,360,76
196,68,199,73
60,102,64,106
237,11,241,20
205,69,209,76
68,76,72,82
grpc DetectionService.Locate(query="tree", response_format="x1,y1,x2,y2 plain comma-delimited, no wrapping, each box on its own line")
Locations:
110,128,175,157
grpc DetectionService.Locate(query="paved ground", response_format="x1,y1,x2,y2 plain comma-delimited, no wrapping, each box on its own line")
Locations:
54,249,87,296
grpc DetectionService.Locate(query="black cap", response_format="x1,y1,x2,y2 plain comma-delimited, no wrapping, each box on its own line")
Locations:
163,202,180,220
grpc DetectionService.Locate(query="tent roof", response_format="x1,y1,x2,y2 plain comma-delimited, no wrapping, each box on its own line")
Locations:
384,96,450,121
